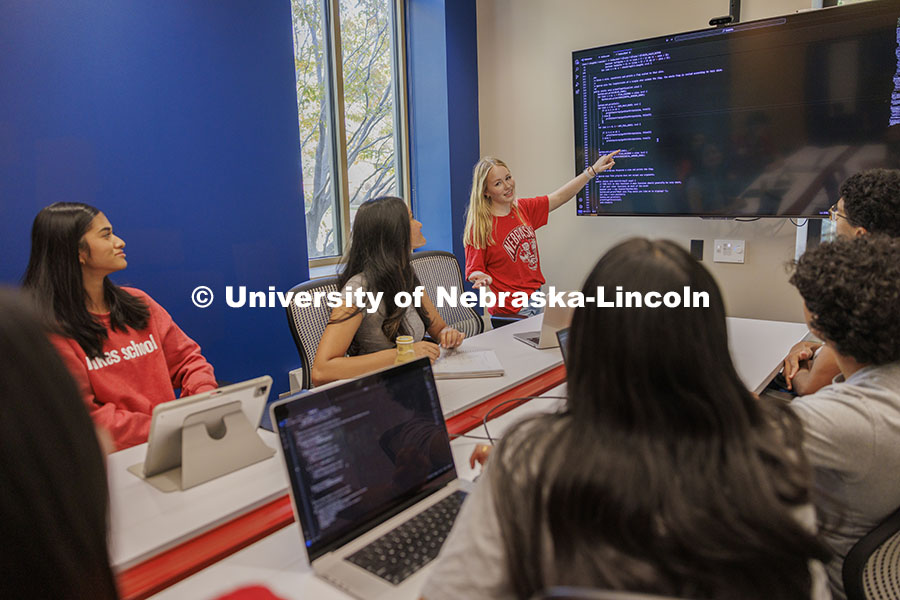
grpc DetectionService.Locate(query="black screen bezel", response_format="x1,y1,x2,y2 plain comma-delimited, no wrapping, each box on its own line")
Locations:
572,0,900,218
273,357,457,561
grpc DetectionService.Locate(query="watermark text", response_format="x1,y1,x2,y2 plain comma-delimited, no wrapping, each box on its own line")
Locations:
190,285,709,311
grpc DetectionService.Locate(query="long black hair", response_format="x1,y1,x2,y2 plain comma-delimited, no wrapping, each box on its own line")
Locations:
335,196,430,347
22,202,149,358
490,238,829,599
0,290,118,599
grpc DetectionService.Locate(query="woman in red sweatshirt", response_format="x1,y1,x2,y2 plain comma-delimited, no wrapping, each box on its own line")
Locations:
23,202,217,451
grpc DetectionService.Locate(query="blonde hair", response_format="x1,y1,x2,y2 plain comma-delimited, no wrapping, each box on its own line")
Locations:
463,157,523,249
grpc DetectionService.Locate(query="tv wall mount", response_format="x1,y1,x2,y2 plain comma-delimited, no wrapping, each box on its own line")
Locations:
710,0,741,26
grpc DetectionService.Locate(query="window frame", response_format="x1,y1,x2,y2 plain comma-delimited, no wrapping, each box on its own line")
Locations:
306,0,411,268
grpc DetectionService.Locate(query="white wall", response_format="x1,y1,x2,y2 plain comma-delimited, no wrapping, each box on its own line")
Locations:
475,0,812,321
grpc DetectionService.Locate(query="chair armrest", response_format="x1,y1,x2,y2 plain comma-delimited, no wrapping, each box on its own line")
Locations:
490,314,527,329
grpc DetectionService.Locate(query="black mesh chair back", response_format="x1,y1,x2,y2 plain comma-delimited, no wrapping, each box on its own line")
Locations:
844,505,900,600
410,250,484,338
284,275,340,389
490,312,527,330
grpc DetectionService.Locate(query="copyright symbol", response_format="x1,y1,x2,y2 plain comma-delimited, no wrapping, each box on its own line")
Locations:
191,286,214,308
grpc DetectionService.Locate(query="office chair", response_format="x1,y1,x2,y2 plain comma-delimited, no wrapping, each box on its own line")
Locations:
843,504,900,600
532,588,688,600
491,312,527,330
284,275,340,389
410,250,484,337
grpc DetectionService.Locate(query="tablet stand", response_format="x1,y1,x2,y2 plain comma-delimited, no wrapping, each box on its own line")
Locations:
127,400,276,492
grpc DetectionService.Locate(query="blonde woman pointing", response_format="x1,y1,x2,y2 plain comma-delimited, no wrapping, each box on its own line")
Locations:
463,151,619,316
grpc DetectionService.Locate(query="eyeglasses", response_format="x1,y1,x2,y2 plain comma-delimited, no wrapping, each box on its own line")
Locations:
829,203,849,223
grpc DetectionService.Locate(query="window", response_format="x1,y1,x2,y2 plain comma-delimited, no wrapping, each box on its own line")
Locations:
291,0,409,263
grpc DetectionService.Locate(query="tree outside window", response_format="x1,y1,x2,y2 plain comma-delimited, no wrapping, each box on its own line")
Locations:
291,0,408,261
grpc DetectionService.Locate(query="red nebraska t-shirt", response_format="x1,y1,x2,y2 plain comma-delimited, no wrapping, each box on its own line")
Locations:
51,287,217,451
464,196,549,315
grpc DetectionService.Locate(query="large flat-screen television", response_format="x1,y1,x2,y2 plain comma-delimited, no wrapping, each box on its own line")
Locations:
573,0,900,217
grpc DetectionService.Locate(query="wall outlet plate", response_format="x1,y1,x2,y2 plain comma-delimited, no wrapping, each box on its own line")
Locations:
713,239,745,263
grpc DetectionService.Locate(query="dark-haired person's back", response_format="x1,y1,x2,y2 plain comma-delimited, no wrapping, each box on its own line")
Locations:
789,235,900,599
0,289,292,600
0,290,119,600
424,238,831,600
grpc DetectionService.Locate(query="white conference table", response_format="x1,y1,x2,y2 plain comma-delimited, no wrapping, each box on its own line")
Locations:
110,314,564,595
109,316,561,571
145,316,809,600
107,430,287,570
726,317,809,394
149,383,570,600
434,315,564,417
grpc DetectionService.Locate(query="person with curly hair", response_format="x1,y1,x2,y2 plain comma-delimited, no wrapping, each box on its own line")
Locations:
783,168,900,395
789,234,900,600
831,168,900,239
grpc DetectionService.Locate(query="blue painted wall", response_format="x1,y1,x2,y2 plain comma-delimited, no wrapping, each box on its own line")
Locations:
0,1,309,391
407,0,480,269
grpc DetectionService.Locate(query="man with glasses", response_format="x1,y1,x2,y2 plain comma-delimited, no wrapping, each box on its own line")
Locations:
783,168,900,395
827,169,900,238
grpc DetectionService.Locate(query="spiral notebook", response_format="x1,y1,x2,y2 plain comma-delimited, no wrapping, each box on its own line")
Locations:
432,348,504,379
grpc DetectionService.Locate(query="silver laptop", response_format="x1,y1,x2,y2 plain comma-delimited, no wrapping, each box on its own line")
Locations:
512,303,574,349
271,358,471,600
556,327,570,366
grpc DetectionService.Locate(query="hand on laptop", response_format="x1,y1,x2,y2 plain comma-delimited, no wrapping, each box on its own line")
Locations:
469,444,493,469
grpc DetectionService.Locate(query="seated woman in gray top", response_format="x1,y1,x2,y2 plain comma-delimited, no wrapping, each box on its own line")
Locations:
789,235,900,600
423,239,830,600
312,196,464,386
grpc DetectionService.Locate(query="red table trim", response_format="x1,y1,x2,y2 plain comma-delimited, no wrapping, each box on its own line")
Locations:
117,496,295,600
116,364,567,599
445,364,567,436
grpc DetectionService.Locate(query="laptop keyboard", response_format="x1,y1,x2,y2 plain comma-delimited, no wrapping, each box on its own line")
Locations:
346,490,468,585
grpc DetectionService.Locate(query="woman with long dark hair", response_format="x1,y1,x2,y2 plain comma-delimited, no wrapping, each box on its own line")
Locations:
22,202,216,450
423,238,831,599
0,290,119,600
312,196,464,385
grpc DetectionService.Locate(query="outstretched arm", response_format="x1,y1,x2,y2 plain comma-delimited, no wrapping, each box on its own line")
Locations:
465,245,492,289
547,150,620,212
